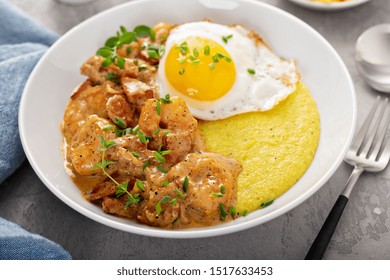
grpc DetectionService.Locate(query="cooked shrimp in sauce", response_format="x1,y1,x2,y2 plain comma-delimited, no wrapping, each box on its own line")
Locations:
62,23,242,228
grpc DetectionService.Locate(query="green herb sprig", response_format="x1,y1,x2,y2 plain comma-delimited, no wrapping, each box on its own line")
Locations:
222,34,233,44
156,94,172,115
91,135,141,208
219,203,227,221
96,25,156,69
260,198,275,209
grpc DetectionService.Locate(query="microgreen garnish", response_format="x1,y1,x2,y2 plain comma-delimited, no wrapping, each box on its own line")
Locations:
135,179,145,191
162,181,170,187
132,125,139,134
209,62,215,70
192,59,200,65
138,65,148,71
159,94,171,104
163,129,171,135
153,150,171,163
156,165,168,173
131,151,141,158
156,196,171,215
142,159,150,171
137,130,148,144
91,135,140,208
158,45,166,57
219,203,227,221
222,34,233,44
96,24,156,69
229,206,237,218
134,25,155,41
153,151,165,163
183,176,189,192
156,94,171,115
193,48,199,57
96,26,136,69
224,56,232,63
124,193,141,208
260,198,275,209
154,128,161,135
115,127,132,137
113,117,126,129
116,181,130,197
159,150,171,156
247,68,256,75
147,49,159,59
179,67,185,75
146,44,165,59
213,52,232,63
105,73,117,80
177,41,189,55
102,125,115,131
170,197,179,205
156,99,161,115
103,122,134,137
177,56,187,64
211,193,223,198
96,135,117,152
204,45,210,55
242,210,248,216
174,187,185,198
220,185,226,194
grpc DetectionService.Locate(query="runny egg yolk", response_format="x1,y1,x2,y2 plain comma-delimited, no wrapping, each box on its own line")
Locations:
165,36,236,101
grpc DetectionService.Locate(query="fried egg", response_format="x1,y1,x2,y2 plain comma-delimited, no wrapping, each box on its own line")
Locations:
157,21,299,120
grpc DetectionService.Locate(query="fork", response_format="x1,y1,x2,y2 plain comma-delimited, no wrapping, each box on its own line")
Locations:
305,96,390,260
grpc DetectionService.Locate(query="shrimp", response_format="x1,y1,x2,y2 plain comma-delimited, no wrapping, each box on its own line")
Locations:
121,77,155,112
106,94,137,128
135,180,181,227
80,55,123,85
135,152,241,227
139,96,200,164
152,22,173,44
116,41,140,59
166,152,241,225
62,81,112,142
68,115,116,176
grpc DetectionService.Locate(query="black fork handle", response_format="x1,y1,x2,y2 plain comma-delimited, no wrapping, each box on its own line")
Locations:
305,195,349,260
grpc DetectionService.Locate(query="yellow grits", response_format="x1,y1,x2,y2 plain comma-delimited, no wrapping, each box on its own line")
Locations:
199,82,320,213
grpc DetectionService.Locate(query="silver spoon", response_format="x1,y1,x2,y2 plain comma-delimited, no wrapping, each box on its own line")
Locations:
355,24,390,93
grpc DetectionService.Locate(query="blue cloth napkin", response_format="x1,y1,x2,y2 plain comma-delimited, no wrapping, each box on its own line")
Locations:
0,0,71,260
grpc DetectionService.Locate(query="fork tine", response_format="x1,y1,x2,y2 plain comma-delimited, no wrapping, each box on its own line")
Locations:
350,96,381,153
359,97,388,157
369,100,390,161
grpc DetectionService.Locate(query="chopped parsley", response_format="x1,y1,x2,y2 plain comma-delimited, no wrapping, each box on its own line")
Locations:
260,198,275,209
247,68,256,75
222,34,233,44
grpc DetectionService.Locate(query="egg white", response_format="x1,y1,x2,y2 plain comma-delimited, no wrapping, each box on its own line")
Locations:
157,22,299,120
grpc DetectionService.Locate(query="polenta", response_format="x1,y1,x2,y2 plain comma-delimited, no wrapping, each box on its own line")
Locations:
199,82,320,213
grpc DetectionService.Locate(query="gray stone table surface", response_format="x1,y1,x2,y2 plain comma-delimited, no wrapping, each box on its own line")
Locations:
1,0,390,260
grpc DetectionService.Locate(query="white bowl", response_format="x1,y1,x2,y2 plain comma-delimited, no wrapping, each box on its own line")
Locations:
19,0,356,238
288,0,370,11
